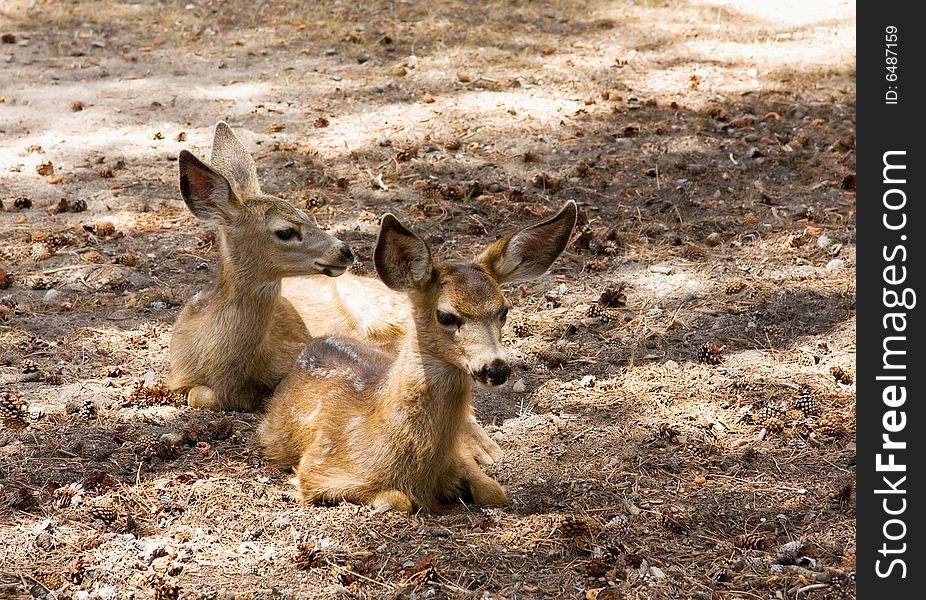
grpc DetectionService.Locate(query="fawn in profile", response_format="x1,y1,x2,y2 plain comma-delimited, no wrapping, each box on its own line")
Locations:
168,122,354,412
260,201,577,512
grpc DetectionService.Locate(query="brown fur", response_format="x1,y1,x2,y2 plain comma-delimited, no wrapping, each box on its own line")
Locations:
260,202,577,511
168,122,353,412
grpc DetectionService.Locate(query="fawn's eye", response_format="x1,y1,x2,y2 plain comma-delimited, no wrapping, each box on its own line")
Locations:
436,310,462,328
275,227,299,241
499,307,509,323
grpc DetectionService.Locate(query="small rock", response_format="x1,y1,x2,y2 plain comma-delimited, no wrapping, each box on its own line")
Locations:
648,566,666,579
825,258,844,274
43,289,62,303
579,375,596,388
816,234,831,249
664,359,679,370
649,264,673,275
512,379,526,393
159,432,185,446
324,47,336,56
705,232,722,246
149,301,169,310
457,72,472,83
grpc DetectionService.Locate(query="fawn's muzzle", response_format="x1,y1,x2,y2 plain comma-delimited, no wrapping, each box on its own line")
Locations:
478,359,511,386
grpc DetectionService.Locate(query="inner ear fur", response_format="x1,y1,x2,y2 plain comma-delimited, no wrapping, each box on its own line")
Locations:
178,150,240,223
374,214,434,292
477,200,577,284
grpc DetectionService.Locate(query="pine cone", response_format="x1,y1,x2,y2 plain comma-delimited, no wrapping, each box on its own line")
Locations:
511,321,534,338
763,417,784,433
134,434,158,458
830,365,853,385
153,579,181,600
725,280,746,294
126,380,178,407
92,221,116,237
90,499,119,525
1,391,29,430
557,515,592,539
347,261,368,276
815,412,846,437
734,533,769,550
20,358,39,374
697,341,725,365
659,508,690,533
32,572,63,591
154,441,182,460
750,401,782,424
78,398,97,420
681,244,705,261
293,539,324,570
533,345,569,368
586,259,608,272
794,384,820,416
655,423,679,441
65,557,87,585
598,286,627,308
54,482,85,508
84,470,119,493
30,242,53,261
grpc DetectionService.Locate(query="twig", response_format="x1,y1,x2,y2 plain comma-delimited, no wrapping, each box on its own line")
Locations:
790,583,829,595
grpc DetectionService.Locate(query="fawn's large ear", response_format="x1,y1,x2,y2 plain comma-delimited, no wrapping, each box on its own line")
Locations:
178,150,241,223
374,214,434,292
209,121,261,197
476,200,577,284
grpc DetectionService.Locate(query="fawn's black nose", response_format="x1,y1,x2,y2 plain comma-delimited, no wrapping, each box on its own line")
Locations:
339,244,355,263
481,359,511,386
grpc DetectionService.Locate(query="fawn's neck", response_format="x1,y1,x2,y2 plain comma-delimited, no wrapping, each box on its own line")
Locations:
384,316,471,436
212,234,281,338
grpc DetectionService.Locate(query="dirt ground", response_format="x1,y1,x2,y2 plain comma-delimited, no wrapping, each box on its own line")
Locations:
0,1,856,598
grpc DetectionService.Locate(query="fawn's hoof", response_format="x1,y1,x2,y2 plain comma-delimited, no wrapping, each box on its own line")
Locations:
371,489,413,513
187,386,221,411
471,478,507,507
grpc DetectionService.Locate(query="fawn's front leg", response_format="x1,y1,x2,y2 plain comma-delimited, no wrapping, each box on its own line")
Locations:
464,412,504,466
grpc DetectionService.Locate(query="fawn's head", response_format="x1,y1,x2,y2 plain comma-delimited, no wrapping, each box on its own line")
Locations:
178,122,353,279
374,201,577,387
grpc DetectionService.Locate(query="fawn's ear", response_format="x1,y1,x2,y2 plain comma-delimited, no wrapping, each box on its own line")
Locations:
374,214,434,292
178,150,241,223
476,200,577,284
210,121,261,197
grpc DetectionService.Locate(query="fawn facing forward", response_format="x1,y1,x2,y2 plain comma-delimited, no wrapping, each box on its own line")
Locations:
260,201,577,512
168,122,354,412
